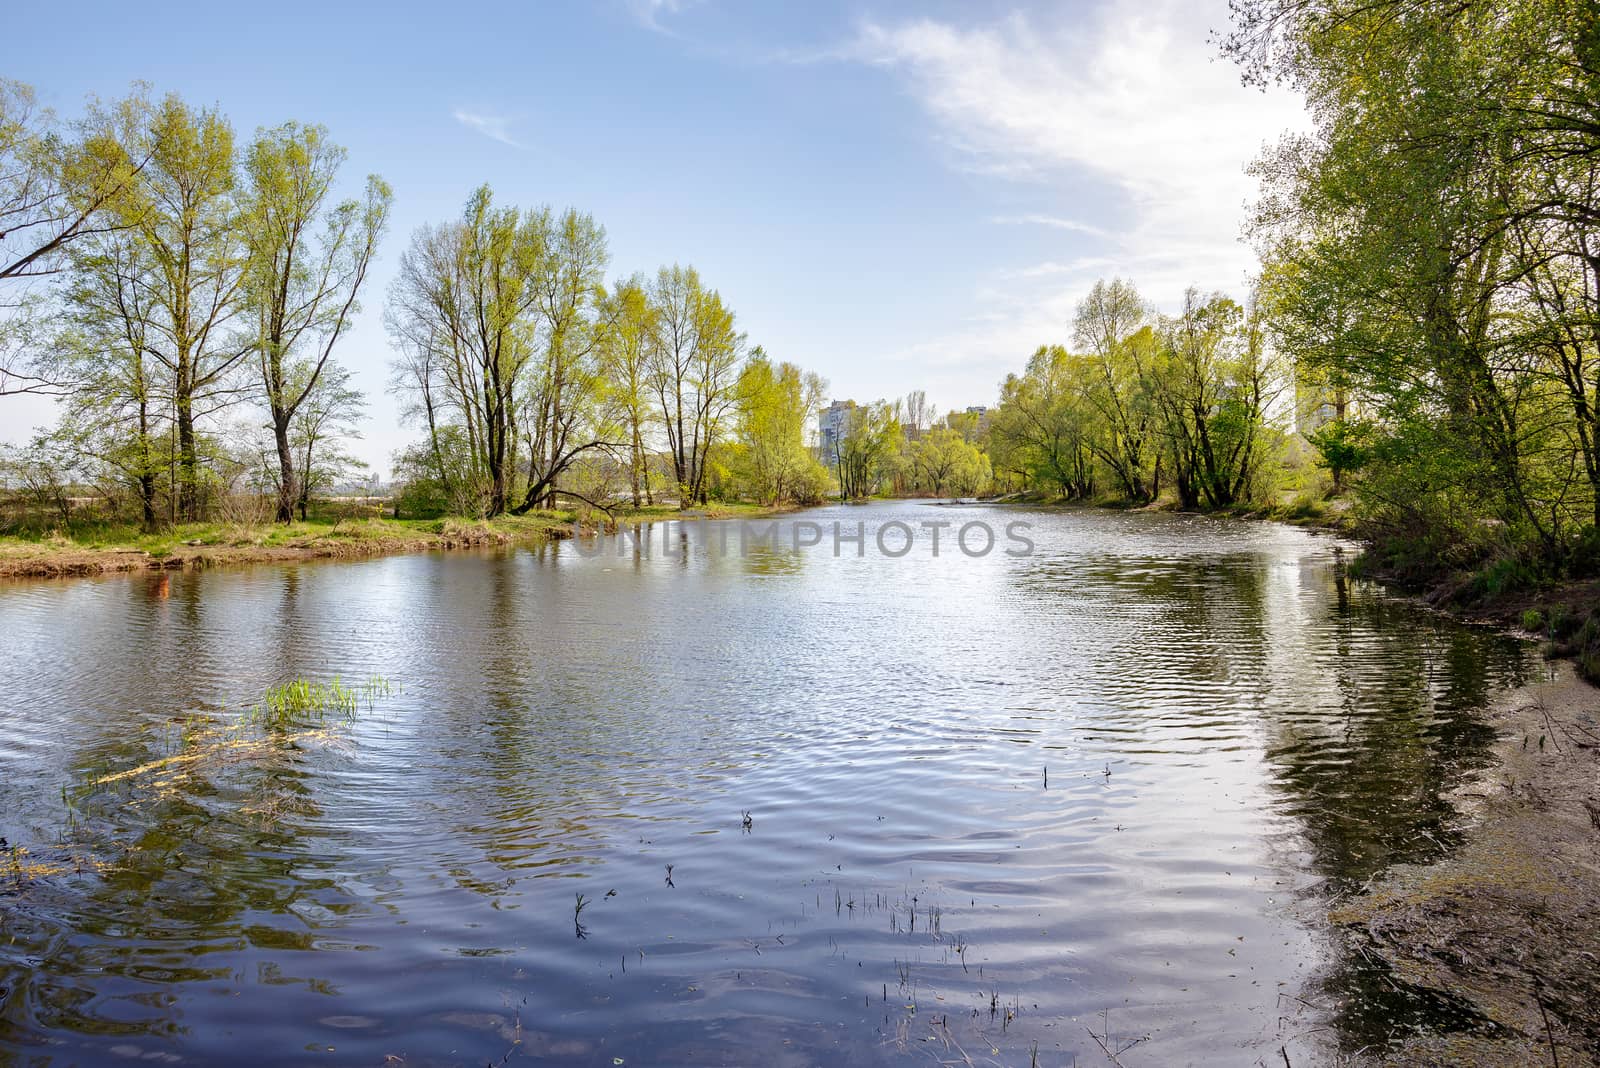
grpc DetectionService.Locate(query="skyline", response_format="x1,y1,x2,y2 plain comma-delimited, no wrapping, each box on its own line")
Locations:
4,0,1307,476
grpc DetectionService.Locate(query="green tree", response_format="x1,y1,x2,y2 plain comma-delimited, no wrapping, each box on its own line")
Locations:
289,363,367,519
515,207,612,514
831,400,899,501
646,264,744,506
912,424,989,498
120,95,251,520
733,349,827,504
989,345,1097,500
1073,278,1158,502
1229,0,1600,565
1149,287,1284,509
1,81,149,395
56,227,169,526
596,274,658,507
387,185,543,516
242,121,390,522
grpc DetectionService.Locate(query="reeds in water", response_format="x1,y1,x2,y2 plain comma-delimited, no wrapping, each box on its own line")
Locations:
253,674,395,727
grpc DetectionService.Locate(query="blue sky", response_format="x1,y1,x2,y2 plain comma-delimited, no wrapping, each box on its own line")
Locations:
5,0,1305,473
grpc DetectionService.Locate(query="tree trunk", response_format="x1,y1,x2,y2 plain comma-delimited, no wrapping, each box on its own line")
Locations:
630,422,643,508
274,417,296,524
137,391,156,530
176,388,199,521
139,473,157,529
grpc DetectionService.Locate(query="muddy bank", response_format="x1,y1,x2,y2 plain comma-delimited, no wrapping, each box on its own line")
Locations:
1331,662,1600,1066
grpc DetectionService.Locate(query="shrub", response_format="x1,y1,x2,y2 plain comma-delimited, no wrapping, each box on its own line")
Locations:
1465,557,1542,602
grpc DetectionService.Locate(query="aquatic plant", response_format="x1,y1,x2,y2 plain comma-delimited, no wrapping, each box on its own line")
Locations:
253,674,395,727
68,674,399,828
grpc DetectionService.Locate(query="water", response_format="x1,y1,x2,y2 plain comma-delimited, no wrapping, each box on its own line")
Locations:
0,503,1533,1065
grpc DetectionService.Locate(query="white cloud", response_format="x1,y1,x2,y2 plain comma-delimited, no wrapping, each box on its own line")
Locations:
844,0,1308,392
452,109,523,148
990,214,1111,239
1007,257,1120,279
627,0,702,36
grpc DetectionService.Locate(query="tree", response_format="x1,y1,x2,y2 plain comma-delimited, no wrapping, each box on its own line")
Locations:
119,95,252,520
1,81,148,395
289,362,367,519
989,345,1097,500
1228,0,1600,566
733,349,827,504
1150,287,1283,509
832,400,899,501
1,80,147,286
904,389,934,434
511,207,616,515
912,424,989,497
241,121,390,522
388,189,631,517
647,264,744,506
596,274,657,507
1074,278,1158,502
56,228,168,525
387,185,543,516
0,434,78,523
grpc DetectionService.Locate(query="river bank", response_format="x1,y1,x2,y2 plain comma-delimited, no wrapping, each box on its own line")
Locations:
0,514,570,578
981,493,1600,1063
0,502,792,579
1333,662,1600,1066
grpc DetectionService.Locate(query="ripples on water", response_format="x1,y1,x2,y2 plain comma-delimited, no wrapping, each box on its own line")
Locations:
0,504,1531,1065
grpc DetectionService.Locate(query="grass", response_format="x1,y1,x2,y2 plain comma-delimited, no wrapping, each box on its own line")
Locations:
2,513,559,552
70,674,396,816
0,500,800,577
0,511,570,577
254,674,395,727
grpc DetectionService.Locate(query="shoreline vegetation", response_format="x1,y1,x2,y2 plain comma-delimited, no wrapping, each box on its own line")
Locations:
0,501,793,579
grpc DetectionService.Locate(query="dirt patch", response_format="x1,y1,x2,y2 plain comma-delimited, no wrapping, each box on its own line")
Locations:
1331,663,1600,1066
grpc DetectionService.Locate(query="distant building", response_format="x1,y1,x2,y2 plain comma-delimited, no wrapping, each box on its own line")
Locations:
818,400,853,457
955,405,992,439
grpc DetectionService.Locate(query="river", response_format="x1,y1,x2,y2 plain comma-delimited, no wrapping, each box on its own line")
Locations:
0,502,1534,1065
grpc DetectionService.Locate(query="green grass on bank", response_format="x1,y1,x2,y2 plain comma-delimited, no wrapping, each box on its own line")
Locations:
1,513,553,556
0,499,797,570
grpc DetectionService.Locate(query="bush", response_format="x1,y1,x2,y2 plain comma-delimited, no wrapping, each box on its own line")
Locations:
393,477,450,519
1568,525,1600,579
1542,608,1600,682
790,459,833,506
1465,557,1542,602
